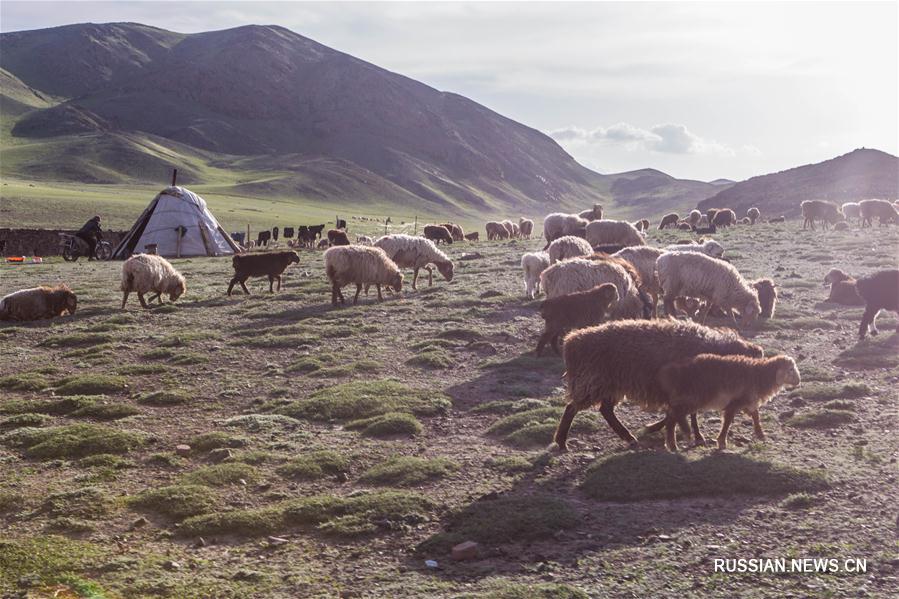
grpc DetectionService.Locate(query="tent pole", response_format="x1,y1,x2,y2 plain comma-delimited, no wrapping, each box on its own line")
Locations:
171,169,178,187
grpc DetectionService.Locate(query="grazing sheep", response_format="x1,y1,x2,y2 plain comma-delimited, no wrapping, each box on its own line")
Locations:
659,213,679,229
519,218,534,239
536,283,619,356
0,285,77,321
324,245,403,306
424,224,454,245
227,251,300,296
752,278,778,319
659,354,799,451
823,269,865,305
712,209,737,227
801,200,842,230
356,235,373,245
121,254,186,309
486,221,510,240
688,210,702,226
548,235,594,264
855,269,899,339
327,229,350,246
521,251,551,299
374,234,454,289
657,252,760,326
663,239,725,258
706,209,720,225
841,202,860,225
614,246,663,316
501,220,516,238
585,219,645,248
540,257,646,319
859,199,899,228
542,213,589,248
464,232,480,242
554,319,763,450
739,217,751,225
747,207,761,224
578,204,604,221
317,239,330,249
440,223,465,241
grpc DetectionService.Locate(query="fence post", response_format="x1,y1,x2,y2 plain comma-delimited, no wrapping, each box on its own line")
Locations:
414,215,418,234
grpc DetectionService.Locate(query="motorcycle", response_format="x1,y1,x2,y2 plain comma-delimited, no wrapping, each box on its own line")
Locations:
60,234,112,262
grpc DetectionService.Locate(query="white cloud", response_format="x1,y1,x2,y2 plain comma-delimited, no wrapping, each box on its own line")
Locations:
548,122,745,157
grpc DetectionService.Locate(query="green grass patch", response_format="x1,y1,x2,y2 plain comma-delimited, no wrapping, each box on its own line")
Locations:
129,484,219,519
70,402,140,420
786,409,856,429
345,412,423,438
273,380,450,422
1,412,49,428
0,395,98,416
41,486,113,519
359,456,457,487
286,354,337,373
39,332,113,348
189,431,248,451
54,374,128,396
138,389,189,406
277,450,349,480
781,492,822,510
77,454,132,469
471,399,552,415
835,335,899,369
581,452,828,501
45,517,96,533
239,334,317,349
0,490,25,514
408,339,457,351
486,455,537,474
795,382,871,401
117,363,170,375
0,371,49,391
169,352,209,365
142,348,175,360
0,536,108,590
821,400,857,411
486,407,599,449
2,423,145,459
407,348,453,369
181,463,259,487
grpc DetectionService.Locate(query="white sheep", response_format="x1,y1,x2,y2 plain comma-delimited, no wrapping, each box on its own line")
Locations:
373,234,454,289
688,210,702,226
841,202,860,224
584,219,645,248
542,213,589,249
663,239,725,258
355,235,373,245
547,235,594,264
657,251,760,326
521,251,550,299
324,245,403,305
540,257,644,319
121,254,186,309
613,246,664,316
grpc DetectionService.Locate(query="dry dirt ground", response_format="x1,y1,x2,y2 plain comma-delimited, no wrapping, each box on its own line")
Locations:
1,223,897,599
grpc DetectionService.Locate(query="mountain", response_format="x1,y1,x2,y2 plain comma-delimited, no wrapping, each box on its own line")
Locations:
708,178,735,186
699,149,899,218
0,22,723,220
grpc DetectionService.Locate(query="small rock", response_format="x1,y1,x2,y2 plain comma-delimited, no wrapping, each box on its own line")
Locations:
129,517,149,530
267,536,289,546
194,537,207,548
459,252,483,261
424,559,439,569
175,444,191,457
163,560,182,571
657,534,672,541
452,541,481,561
208,448,233,463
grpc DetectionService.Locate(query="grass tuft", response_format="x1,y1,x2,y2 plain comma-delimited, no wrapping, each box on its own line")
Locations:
54,374,128,396
189,431,248,451
181,463,259,487
129,484,219,519
277,450,349,480
138,389,190,406
273,380,450,422
787,409,856,429
41,486,113,519
359,456,457,487
2,423,145,459
345,412,423,438
0,371,49,391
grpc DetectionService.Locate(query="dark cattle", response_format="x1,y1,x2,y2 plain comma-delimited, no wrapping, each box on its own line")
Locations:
256,230,272,246
228,251,300,296
272,227,279,241
327,229,350,246
284,227,295,239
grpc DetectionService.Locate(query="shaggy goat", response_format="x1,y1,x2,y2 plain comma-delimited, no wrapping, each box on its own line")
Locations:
823,269,865,305
464,232,480,242
555,319,763,450
542,213,589,248
856,269,899,339
501,220,516,238
659,213,679,229
859,199,899,228
227,251,300,296
121,254,186,309
521,251,551,299
747,207,761,224
374,234,454,289
801,200,842,230
327,229,350,246
706,208,720,225
440,223,465,241
424,225,454,245
578,204,604,221
712,209,737,227
753,278,778,319
659,354,800,451
486,221,510,240
536,283,619,356
0,285,77,321
324,245,403,305
548,235,594,264
519,218,534,239
585,219,645,248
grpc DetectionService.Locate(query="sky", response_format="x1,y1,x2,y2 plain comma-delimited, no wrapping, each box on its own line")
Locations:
2,1,897,182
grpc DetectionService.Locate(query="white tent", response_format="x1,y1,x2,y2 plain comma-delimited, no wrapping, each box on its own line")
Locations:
112,186,241,259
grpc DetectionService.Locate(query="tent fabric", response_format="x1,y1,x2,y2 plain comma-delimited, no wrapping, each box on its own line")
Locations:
112,186,240,258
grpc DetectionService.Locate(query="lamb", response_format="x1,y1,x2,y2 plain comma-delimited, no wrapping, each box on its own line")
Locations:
677,222,693,230
554,319,763,450
633,220,647,232
542,213,589,248
801,200,843,230
521,251,551,299
687,210,702,227
584,219,645,248
659,354,800,451
547,235,594,264
440,223,465,241
578,204,604,221
638,219,650,231
486,221,509,240
540,256,646,319
373,234,454,289
0,285,77,321
859,199,899,228
841,202,860,225
327,229,350,246
464,232,480,242
424,224,454,245
613,246,663,316
121,254,186,309
657,251,761,326
747,207,761,224
324,245,403,306
317,239,330,249
752,278,778,319
823,269,865,305
355,235,373,245
658,213,679,229
227,251,300,296
536,283,619,356
663,239,725,258
712,209,737,227
518,218,534,239
855,269,899,339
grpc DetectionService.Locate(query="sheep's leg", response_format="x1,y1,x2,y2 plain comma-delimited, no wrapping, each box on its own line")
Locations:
664,412,679,452
535,329,551,356
550,333,562,356
137,293,149,309
121,290,130,309
553,402,580,451
689,413,706,446
412,268,419,290
268,275,275,293
717,406,738,450
330,282,341,306
858,305,878,339
748,408,765,440
699,302,714,324
353,284,362,305
651,292,658,319
227,278,238,296
662,295,677,319
240,278,251,295
376,284,384,301
426,265,433,287
599,401,639,448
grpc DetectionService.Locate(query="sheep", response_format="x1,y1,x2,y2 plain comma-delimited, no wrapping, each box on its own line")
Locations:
464,232,480,242
324,245,403,306
317,239,330,249
540,256,646,319
638,219,650,231
712,209,737,227
554,319,764,450
486,221,509,240
536,283,619,356
0,285,77,321
592,243,627,255
356,235,373,246
823,269,865,305
691,222,717,235
747,207,761,224
659,354,800,451
121,254,186,309
521,251,551,299
752,278,777,319
856,269,899,339
327,229,350,246
440,223,465,241
373,234,454,289
688,210,702,227
859,199,899,228
578,204,604,221
613,246,663,316
519,218,534,239
584,219,645,248
424,224,454,245
658,213,679,229
547,235,594,264
542,213,589,248
677,222,693,230
841,202,860,225
227,251,300,296
706,208,720,225
663,239,725,258
657,251,760,327
501,220,516,238
511,222,521,238
801,200,842,230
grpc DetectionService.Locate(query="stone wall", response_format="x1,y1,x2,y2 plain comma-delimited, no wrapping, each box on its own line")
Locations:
0,229,127,257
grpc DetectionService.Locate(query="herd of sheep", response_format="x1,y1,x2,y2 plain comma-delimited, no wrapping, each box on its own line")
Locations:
1,199,897,454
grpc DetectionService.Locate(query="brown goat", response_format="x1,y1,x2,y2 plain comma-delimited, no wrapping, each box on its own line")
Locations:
536,283,619,356
753,278,777,319
0,285,77,321
856,269,899,339
464,232,479,242
327,229,350,246
823,269,865,305
712,209,737,227
424,225,453,245
440,223,464,242
659,213,679,229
